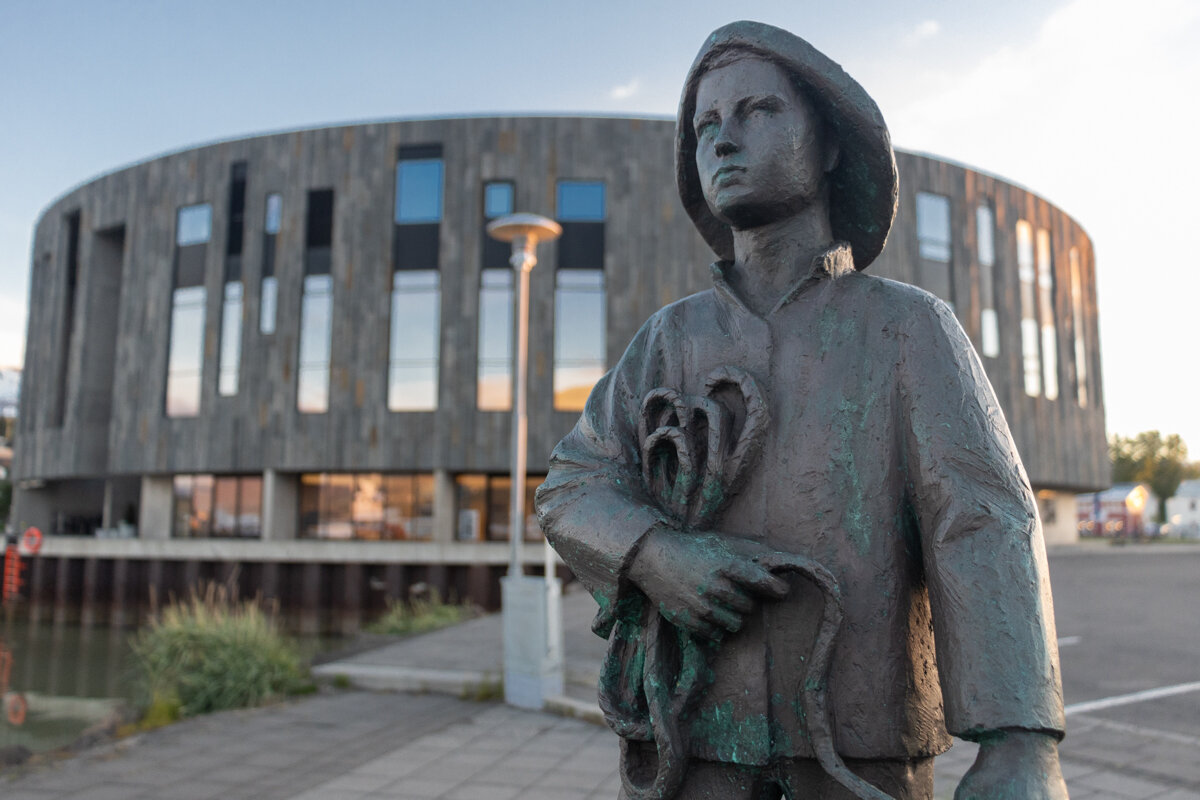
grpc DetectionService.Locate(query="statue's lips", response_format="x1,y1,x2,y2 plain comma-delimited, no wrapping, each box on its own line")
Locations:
712,165,746,185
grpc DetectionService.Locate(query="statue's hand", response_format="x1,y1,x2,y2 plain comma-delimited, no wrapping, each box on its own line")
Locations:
954,729,1068,800
626,527,789,641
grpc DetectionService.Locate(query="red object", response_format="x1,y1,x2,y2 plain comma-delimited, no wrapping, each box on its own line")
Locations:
21,527,42,555
2,545,23,602
5,693,27,726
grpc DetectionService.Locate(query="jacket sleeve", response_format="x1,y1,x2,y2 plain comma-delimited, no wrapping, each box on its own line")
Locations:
535,314,678,635
898,294,1066,741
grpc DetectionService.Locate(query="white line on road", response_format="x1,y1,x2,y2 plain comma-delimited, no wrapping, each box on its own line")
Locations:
1057,636,1082,647
1065,680,1200,716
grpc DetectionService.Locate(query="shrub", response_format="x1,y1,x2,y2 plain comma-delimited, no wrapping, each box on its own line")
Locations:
365,590,475,636
131,583,308,719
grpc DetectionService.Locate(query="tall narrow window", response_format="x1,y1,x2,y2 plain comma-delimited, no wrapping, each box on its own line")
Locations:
260,192,281,334
555,181,606,411
52,210,81,426
1037,228,1058,401
976,205,999,358
478,180,515,410
297,190,334,413
1069,247,1088,408
1016,220,1040,397
389,145,443,411
915,191,953,305
388,271,440,411
166,203,212,417
219,162,246,396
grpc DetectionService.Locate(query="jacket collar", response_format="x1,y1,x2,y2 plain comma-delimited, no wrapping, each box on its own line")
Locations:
710,241,855,316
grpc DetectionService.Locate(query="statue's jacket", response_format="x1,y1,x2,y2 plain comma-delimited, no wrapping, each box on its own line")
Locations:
535,244,1066,764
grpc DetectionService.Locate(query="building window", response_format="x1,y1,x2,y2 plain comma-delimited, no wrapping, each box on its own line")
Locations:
299,472,434,540
478,180,516,410
554,270,606,411
1016,220,1040,397
389,146,443,411
260,192,281,335
298,275,333,414
297,190,334,413
393,144,443,270
218,163,247,397
478,269,514,410
976,205,999,358
1069,247,1088,408
555,181,606,411
388,271,440,411
915,191,953,305
173,474,262,538
454,473,545,542
1036,228,1058,401
218,281,243,396
166,203,212,417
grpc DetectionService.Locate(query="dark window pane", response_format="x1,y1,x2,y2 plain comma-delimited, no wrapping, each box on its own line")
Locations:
305,189,334,249
557,222,605,270
393,223,439,270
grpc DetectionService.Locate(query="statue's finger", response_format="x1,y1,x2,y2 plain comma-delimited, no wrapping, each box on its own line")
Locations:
724,563,790,599
699,599,744,633
704,577,754,614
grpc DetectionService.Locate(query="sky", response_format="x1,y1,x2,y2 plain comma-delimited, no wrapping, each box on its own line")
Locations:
2,0,1198,453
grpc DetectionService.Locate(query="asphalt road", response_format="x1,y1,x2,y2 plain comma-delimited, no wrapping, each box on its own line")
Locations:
1050,544,1200,740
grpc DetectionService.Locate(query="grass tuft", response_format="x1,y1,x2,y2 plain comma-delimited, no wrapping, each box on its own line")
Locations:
365,589,476,637
131,582,308,720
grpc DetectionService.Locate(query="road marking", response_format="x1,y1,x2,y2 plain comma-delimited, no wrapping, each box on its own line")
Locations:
1069,714,1200,747
1057,636,1082,647
1065,680,1200,716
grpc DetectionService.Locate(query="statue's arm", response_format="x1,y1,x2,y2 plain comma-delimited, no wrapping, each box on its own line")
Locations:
898,296,1067,796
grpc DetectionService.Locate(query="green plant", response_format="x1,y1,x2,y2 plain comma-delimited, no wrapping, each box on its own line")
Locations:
131,583,308,719
365,590,475,637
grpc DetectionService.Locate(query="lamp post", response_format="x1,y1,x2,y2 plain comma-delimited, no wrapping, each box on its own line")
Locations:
486,213,563,709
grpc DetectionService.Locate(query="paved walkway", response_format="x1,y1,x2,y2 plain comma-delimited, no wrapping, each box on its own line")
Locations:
3,582,1198,799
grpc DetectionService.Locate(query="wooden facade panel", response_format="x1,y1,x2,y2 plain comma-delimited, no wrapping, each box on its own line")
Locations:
15,117,1107,494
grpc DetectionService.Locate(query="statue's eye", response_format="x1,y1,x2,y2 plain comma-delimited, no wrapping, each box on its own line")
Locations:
695,118,719,139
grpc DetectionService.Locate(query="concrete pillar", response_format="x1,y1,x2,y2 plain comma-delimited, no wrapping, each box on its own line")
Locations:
111,558,129,628
11,485,57,536
432,468,455,543
340,564,363,635
262,469,299,540
81,557,99,626
299,563,322,635
139,476,174,539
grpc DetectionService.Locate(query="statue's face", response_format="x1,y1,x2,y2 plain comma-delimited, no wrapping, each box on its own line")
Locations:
693,57,831,230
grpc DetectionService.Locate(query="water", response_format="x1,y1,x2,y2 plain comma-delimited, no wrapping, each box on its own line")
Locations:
0,615,341,755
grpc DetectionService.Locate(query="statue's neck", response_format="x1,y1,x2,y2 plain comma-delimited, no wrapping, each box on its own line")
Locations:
726,205,834,316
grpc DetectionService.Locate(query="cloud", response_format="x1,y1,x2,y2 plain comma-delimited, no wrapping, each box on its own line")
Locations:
609,78,641,101
885,0,1200,447
905,20,941,45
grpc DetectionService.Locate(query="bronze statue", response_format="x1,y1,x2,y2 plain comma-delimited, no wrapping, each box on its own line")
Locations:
536,20,1069,800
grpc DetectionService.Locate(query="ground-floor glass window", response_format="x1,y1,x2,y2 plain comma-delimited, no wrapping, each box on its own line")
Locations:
173,474,262,538
299,472,434,540
454,474,546,542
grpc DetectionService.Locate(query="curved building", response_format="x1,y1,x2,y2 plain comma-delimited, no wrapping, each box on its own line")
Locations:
12,116,1106,624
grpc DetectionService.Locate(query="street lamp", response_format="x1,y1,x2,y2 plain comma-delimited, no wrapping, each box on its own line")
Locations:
486,212,563,709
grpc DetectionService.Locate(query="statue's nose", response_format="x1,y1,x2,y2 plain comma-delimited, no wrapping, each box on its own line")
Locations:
715,137,739,157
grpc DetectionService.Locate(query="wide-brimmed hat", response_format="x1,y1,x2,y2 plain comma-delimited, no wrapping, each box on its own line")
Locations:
677,21,898,270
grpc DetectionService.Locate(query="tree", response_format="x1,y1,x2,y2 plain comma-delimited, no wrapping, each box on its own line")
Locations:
1109,431,1189,523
